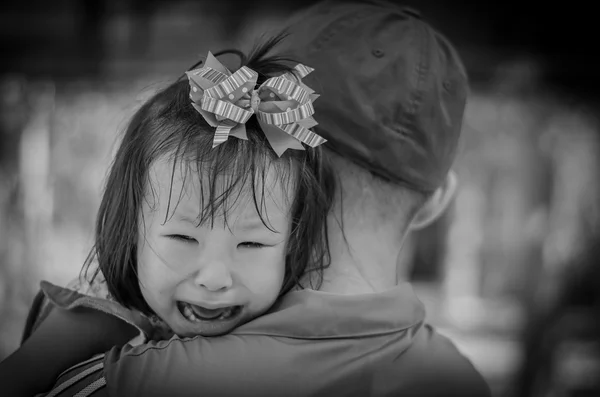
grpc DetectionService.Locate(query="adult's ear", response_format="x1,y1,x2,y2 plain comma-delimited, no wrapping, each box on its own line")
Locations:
409,171,458,231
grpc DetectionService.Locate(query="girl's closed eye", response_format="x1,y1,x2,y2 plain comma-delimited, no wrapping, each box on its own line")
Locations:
167,234,197,243
238,242,268,249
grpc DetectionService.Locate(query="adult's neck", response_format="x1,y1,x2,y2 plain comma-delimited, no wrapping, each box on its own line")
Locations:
314,209,412,295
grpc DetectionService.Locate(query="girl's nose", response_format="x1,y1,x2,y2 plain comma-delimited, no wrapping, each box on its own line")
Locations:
193,258,233,292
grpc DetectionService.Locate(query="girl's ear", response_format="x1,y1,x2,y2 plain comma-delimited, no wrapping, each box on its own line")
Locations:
409,171,458,231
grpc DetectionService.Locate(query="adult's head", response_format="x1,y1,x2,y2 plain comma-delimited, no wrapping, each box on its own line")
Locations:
277,0,469,291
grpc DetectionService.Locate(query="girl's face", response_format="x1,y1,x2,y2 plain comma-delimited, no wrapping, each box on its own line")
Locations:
137,158,290,337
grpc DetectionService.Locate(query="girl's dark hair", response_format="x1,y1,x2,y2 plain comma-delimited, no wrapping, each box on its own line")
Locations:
83,33,335,315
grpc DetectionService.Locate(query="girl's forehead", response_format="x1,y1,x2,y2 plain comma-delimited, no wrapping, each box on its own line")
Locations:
145,157,294,215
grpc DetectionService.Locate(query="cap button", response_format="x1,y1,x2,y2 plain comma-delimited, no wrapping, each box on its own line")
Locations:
401,7,421,19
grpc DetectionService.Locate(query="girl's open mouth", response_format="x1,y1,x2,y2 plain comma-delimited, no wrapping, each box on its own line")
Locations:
177,301,242,322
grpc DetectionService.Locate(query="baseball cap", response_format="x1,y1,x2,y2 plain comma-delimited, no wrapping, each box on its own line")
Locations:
277,0,469,193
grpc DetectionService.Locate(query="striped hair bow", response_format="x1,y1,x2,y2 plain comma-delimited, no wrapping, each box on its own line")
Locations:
185,52,326,156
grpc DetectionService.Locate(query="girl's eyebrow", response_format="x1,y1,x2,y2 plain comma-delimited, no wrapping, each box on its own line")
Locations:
176,214,199,225
238,218,281,233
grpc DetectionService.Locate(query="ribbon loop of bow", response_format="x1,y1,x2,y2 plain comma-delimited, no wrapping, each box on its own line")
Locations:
186,52,326,156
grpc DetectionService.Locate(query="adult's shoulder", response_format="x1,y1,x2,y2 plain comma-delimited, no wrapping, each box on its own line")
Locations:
377,323,492,397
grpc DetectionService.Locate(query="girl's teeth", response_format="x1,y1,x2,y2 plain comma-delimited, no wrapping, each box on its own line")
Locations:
183,305,197,321
220,308,233,318
180,302,237,322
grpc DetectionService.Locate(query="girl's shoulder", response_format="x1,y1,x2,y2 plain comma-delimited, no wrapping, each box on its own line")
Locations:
31,268,174,343
65,271,111,300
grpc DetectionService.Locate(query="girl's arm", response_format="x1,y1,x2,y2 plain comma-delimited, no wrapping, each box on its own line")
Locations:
0,305,138,397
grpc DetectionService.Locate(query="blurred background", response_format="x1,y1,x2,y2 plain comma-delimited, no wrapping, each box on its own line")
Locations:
1,1,599,396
